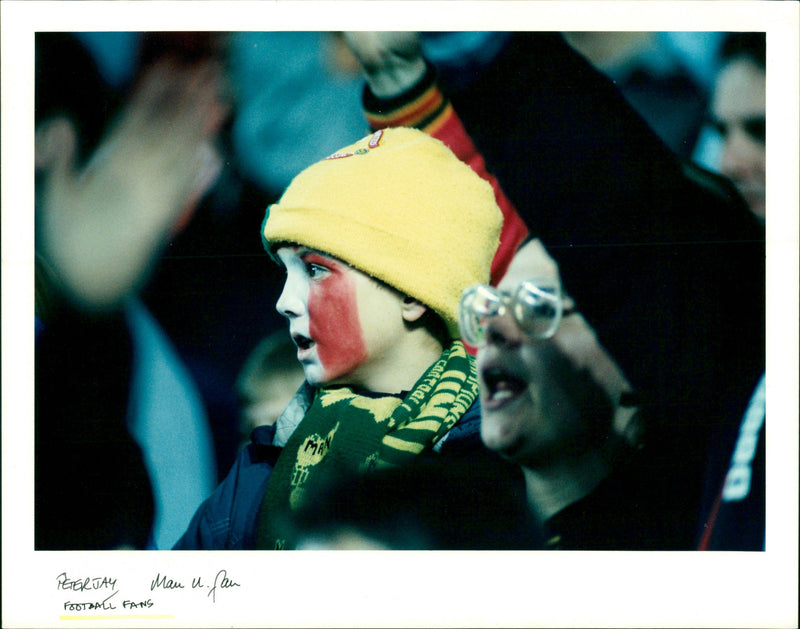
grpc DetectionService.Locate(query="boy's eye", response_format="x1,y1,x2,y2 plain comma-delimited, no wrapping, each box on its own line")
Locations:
306,262,329,279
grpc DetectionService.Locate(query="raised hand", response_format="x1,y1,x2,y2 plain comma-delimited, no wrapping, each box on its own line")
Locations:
36,59,228,311
342,32,426,98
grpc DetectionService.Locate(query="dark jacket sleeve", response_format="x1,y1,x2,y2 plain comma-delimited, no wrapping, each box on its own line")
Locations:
173,425,281,550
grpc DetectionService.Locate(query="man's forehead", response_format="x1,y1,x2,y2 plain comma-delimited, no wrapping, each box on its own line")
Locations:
497,271,523,294
499,252,560,294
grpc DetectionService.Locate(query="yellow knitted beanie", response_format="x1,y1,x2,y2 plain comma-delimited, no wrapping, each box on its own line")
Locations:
262,127,502,338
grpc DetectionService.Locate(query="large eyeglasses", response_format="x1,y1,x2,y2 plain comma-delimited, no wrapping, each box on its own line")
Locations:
459,279,564,346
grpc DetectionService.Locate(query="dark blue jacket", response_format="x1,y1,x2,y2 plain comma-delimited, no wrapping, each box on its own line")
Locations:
174,397,485,550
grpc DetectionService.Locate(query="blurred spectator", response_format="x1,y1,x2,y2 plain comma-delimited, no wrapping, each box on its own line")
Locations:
227,31,368,198
235,330,306,447
564,32,724,157
690,31,767,552
35,32,226,549
678,32,767,551
696,32,766,223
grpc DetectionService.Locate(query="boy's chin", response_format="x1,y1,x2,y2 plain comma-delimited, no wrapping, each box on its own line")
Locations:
303,366,335,388
302,361,362,389
306,372,360,390
303,372,325,387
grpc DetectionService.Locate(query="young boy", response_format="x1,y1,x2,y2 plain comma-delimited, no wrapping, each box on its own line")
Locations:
176,126,514,550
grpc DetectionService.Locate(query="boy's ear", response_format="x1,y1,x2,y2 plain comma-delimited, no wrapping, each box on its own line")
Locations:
401,296,427,323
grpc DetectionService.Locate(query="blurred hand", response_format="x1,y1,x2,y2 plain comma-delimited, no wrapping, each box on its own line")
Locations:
36,59,228,311
342,32,426,98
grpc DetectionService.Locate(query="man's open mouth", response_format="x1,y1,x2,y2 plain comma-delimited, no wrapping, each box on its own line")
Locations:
481,366,527,409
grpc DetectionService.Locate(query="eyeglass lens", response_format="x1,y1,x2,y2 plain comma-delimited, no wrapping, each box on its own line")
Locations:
459,279,562,346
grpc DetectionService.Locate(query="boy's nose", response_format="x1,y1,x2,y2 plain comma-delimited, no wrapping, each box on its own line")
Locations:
276,283,304,319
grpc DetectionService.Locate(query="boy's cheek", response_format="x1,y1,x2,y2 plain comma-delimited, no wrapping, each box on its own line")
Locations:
308,275,368,379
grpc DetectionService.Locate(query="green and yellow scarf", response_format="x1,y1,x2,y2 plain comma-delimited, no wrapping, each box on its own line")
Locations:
256,340,478,549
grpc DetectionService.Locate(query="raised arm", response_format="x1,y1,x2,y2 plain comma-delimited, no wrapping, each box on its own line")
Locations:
344,32,529,286
36,58,228,312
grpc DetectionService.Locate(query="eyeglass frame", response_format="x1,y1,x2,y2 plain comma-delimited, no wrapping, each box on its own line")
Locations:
458,278,574,347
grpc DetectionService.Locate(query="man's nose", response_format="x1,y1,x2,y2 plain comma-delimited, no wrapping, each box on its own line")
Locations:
483,309,526,349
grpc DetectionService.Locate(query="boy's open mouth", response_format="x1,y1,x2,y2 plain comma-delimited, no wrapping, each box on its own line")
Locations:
293,334,314,352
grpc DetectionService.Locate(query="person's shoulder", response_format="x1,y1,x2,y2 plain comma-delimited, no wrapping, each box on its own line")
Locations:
174,429,281,550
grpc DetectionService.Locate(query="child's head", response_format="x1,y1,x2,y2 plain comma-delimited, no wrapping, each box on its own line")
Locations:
262,127,502,390
236,330,306,441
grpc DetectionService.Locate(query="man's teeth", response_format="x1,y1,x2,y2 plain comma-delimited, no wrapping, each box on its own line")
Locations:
484,370,525,401
493,389,517,402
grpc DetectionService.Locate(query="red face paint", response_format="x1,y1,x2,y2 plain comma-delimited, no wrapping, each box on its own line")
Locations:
304,253,368,382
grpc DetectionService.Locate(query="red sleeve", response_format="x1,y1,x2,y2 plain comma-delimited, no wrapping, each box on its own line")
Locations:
430,106,529,285
363,73,528,285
